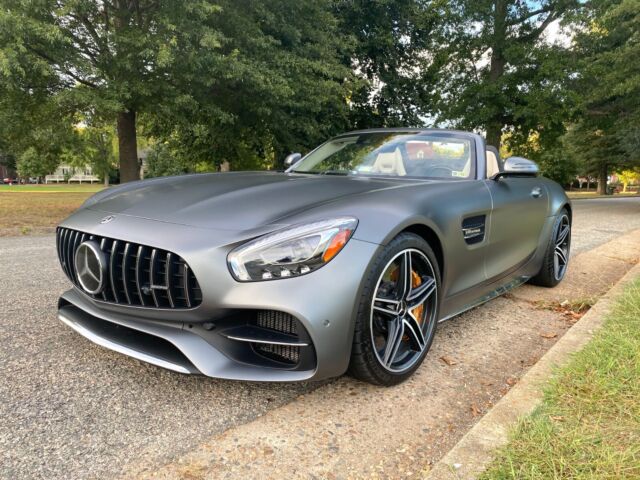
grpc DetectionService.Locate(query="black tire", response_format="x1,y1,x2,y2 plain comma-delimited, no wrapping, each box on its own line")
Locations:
529,208,571,288
348,233,441,386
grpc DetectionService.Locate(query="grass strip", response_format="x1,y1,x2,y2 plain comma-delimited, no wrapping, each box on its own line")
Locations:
481,278,640,479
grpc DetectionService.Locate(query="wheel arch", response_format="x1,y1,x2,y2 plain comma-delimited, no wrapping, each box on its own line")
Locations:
562,202,572,222
400,224,445,284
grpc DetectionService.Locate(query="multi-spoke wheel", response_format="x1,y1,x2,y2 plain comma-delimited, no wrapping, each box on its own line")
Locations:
349,233,440,386
553,215,570,281
530,208,571,288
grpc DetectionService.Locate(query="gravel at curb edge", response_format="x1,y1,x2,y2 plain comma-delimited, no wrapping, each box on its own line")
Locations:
425,261,640,480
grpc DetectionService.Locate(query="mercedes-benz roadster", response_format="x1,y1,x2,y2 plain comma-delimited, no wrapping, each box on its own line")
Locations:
56,129,571,385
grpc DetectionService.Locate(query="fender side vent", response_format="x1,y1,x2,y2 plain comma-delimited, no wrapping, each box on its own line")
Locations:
462,215,486,245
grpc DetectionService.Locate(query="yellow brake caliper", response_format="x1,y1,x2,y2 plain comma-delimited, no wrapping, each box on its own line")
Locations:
411,270,425,323
390,267,425,324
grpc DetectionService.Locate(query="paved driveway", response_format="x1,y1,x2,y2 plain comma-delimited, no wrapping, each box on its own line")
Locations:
1,197,639,479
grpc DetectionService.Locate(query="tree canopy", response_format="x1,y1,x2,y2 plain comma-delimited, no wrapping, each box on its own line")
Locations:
0,0,637,188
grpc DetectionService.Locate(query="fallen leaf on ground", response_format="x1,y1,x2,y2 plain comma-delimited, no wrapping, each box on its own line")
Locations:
540,332,558,339
470,403,481,417
440,355,458,366
506,377,518,386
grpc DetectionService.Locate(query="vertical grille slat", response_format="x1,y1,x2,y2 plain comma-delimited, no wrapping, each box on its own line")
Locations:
135,245,147,307
55,228,201,309
165,252,175,308
149,248,160,308
70,231,81,283
121,243,132,305
65,229,74,280
99,238,108,301
110,240,120,304
183,263,192,308
59,229,70,279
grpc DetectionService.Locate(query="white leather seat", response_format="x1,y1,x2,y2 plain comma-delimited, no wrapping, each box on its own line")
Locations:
486,150,500,178
372,148,406,176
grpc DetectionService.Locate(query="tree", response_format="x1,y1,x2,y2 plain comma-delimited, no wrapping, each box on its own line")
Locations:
144,143,192,178
566,0,640,194
434,0,579,150
617,169,640,193
333,0,449,128
0,0,228,182
145,0,352,171
79,125,117,186
0,50,76,178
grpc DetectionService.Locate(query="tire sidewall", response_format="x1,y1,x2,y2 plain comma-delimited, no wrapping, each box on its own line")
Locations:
352,233,441,385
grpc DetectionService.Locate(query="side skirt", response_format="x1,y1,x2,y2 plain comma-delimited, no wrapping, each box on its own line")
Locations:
438,274,530,323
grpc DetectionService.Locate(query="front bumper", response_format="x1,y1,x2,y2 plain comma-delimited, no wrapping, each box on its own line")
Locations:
56,209,380,381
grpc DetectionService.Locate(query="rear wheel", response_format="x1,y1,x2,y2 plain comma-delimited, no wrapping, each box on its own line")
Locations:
529,209,571,287
349,233,440,386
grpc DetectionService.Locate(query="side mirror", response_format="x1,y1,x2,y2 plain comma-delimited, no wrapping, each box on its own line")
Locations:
492,156,539,180
284,152,302,168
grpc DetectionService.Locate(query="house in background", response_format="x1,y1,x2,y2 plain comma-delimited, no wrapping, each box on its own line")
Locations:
45,164,100,184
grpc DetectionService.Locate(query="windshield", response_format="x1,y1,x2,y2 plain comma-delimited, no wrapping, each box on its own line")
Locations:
291,132,474,180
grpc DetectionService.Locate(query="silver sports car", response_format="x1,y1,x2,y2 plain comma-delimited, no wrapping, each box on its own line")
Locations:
56,129,571,385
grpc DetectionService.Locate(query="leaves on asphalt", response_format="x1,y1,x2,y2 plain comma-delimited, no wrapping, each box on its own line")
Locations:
439,355,458,366
540,332,558,339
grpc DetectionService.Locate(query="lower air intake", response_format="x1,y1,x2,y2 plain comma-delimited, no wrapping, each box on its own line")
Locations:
256,310,298,335
254,343,301,365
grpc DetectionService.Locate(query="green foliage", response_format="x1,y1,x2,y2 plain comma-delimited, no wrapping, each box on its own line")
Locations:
16,146,58,178
617,168,640,192
333,0,449,128
565,0,640,178
433,1,579,150
0,0,353,177
144,144,193,178
146,0,352,170
79,126,117,183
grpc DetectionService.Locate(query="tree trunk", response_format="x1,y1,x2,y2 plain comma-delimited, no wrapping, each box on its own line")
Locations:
597,164,608,195
485,0,507,151
117,110,139,183
486,123,503,151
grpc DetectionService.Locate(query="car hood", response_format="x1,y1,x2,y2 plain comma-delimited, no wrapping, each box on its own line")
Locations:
85,172,421,231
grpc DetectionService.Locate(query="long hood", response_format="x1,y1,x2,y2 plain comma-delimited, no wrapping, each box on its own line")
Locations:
85,172,419,231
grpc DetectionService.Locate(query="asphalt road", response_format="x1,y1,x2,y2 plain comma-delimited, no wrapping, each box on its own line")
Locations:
1,197,639,480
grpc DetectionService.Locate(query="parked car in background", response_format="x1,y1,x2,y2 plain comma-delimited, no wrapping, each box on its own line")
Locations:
54,128,571,386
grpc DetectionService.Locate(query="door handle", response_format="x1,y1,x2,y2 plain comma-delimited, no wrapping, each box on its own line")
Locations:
531,187,542,198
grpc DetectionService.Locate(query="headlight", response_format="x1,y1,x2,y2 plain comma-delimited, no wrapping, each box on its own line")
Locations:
228,217,358,281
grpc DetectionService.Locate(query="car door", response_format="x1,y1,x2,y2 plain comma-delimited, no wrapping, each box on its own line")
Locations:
484,176,548,280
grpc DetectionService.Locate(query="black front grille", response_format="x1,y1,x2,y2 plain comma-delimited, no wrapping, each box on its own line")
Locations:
57,227,202,309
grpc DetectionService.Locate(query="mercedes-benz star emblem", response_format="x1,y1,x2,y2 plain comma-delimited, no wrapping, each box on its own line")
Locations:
100,215,115,224
74,241,107,295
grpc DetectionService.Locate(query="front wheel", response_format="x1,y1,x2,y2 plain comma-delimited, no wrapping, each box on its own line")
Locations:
529,209,571,287
348,233,440,386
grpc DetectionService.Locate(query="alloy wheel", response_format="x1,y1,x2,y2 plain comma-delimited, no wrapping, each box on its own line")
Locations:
554,215,571,281
370,249,438,373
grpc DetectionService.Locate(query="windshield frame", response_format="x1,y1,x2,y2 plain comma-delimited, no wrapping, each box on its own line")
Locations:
288,130,479,181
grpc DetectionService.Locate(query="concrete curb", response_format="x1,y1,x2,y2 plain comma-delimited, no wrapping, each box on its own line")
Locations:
567,193,640,200
425,260,640,480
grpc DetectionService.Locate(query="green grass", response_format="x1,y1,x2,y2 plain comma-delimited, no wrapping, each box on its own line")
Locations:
0,183,105,193
481,278,640,480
